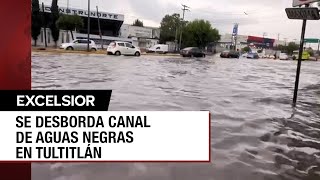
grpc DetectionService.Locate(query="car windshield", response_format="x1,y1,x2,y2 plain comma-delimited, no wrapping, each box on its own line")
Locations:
109,42,116,46
183,47,193,51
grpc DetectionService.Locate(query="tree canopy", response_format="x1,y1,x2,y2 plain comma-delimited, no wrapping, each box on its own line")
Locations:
242,46,251,52
275,42,299,55
56,14,84,40
133,19,144,27
31,0,42,46
182,19,220,48
50,0,60,47
159,13,182,43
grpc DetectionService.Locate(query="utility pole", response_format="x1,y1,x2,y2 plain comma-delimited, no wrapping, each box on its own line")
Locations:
96,6,104,49
87,0,91,52
277,33,280,41
284,38,287,46
174,28,178,52
178,4,190,51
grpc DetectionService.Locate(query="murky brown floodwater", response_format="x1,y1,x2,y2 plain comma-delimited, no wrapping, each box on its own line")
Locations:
31,53,320,180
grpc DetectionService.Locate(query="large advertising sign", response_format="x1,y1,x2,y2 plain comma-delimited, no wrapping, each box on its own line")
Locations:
232,24,238,36
293,0,319,7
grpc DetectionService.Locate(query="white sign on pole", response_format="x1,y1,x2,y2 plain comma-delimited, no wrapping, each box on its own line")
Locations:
293,0,319,7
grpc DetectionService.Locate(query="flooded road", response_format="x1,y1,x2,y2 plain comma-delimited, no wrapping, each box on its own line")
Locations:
32,53,320,180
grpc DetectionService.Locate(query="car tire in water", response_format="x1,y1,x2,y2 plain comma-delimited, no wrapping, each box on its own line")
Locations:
135,52,140,56
115,51,121,56
66,47,73,50
91,48,97,52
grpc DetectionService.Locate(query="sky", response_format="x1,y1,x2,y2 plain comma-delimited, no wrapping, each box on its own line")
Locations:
40,0,320,43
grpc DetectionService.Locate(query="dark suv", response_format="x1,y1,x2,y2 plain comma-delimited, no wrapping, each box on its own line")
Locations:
220,50,240,58
180,47,206,57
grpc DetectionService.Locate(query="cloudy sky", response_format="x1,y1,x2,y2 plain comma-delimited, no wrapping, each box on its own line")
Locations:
40,0,320,42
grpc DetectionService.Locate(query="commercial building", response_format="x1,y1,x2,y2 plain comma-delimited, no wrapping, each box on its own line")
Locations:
32,4,160,49
218,34,248,50
218,34,279,51
119,24,160,49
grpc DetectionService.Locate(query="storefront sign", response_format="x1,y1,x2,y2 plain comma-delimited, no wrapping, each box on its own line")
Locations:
41,5,124,21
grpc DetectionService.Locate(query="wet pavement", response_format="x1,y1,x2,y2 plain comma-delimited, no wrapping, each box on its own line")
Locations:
31,53,320,180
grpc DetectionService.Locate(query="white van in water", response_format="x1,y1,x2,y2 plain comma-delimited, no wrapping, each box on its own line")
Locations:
147,44,169,54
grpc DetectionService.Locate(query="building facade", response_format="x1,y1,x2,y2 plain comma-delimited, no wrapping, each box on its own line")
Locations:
218,34,279,51
32,4,160,49
119,24,160,49
218,34,248,50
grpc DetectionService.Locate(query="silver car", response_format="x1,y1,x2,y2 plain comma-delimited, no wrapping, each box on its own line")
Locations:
60,39,97,51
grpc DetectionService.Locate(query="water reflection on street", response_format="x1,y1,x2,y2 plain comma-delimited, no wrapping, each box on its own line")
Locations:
31,53,320,180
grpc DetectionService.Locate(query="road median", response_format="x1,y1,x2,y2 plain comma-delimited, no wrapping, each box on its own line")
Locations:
32,47,181,57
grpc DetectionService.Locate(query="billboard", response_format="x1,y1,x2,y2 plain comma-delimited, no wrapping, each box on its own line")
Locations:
293,0,319,7
232,24,238,36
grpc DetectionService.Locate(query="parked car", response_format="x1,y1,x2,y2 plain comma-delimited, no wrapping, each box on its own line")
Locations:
220,50,240,58
60,39,97,51
242,53,248,58
147,44,169,54
247,52,259,59
279,53,289,60
180,47,206,57
107,41,141,56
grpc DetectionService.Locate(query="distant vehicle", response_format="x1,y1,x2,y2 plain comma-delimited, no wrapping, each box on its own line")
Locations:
242,53,248,58
180,47,206,57
147,44,169,54
292,50,310,60
247,52,259,59
279,53,289,60
60,39,97,51
220,50,240,58
292,50,299,60
107,41,141,56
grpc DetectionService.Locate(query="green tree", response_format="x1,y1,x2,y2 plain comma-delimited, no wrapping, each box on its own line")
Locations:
306,47,314,56
242,46,251,52
56,14,84,40
31,0,42,46
274,42,299,55
286,42,299,55
182,19,220,48
133,19,144,27
159,13,182,43
50,0,60,48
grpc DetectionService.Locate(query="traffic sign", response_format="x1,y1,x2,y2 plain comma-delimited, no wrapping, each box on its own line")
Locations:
293,0,319,7
304,38,319,43
285,8,320,20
